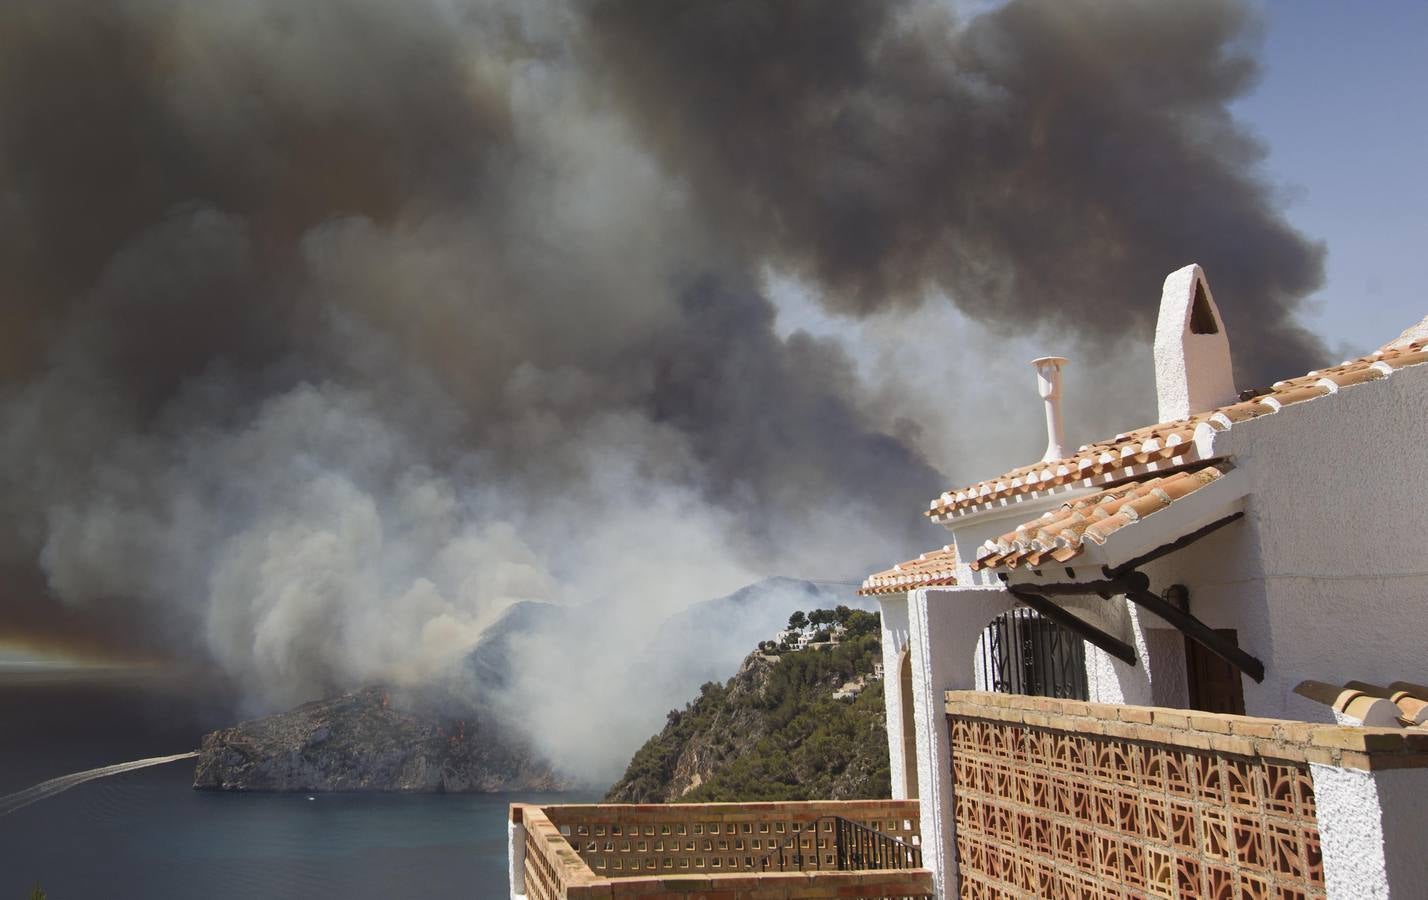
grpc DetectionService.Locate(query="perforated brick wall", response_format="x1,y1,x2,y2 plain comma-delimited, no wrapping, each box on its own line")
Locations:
947,694,1331,898
514,800,934,899
545,800,922,877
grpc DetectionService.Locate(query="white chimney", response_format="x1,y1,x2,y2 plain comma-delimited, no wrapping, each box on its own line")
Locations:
1154,264,1236,422
1032,356,1067,462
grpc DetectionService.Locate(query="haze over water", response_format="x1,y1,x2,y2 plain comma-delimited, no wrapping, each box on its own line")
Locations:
0,668,580,898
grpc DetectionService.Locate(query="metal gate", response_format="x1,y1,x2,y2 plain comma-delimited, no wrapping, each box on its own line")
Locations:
980,608,1088,700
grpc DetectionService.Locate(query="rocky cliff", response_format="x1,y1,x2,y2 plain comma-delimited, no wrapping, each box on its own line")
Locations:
605,608,889,803
193,687,568,792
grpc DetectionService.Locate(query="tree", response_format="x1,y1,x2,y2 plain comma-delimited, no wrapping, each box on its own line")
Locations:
834,605,853,626
787,610,807,631
807,609,829,628
30,886,47,900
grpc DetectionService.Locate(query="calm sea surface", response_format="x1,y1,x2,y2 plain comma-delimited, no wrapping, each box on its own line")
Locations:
0,667,595,899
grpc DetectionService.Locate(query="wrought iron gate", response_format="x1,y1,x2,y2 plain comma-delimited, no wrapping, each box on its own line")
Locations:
981,608,1088,700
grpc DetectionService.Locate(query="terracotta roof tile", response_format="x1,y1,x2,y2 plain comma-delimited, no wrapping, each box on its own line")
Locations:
968,465,1228,571
928,338,1428,523
1295,680,1428,729
858,545,958,596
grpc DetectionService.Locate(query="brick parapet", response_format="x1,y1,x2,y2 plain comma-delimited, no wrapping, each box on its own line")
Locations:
543,799,922,827
510,800,933,899
946,692,1328,896
945,690,1428,771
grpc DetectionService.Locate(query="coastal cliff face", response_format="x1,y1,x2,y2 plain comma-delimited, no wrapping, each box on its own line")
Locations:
611,653,778,802
605,609,889,803
193,687,567,792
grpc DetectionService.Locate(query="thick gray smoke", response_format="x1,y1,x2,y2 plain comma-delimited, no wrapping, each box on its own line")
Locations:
586,0,1327,384
1,0,1326,779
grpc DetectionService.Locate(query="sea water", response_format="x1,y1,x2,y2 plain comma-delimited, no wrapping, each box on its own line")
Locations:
0,668,594,899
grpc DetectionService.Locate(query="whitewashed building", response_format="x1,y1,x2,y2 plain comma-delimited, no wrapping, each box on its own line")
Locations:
862,265,1428,899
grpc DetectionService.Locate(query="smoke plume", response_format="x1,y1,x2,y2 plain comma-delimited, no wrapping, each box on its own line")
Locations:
1,0,1326,778
586,0,1327,383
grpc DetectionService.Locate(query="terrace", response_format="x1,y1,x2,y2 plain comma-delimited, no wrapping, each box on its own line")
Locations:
509,798,933,899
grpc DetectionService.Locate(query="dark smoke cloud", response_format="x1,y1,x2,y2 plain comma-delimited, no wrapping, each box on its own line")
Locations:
585,0,1328,384
0,0,937,756
1,0,1328,775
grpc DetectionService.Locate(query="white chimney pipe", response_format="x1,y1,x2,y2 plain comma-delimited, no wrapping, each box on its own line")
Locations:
1032,356,1068,462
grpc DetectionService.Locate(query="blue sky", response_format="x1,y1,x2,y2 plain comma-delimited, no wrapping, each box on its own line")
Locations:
1234,1,1428,354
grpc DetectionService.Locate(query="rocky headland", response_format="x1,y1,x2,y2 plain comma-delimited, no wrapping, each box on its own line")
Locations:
193,686,567,792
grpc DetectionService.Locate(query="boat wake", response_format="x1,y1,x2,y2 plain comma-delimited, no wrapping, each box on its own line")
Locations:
0,751,198,816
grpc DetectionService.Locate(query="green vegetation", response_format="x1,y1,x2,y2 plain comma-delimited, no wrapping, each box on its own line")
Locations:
607,608,890,803
29,885,46,900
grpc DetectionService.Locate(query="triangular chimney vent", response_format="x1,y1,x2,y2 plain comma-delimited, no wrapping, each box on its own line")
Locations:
1154,264,1236,422
1189,279,1219,335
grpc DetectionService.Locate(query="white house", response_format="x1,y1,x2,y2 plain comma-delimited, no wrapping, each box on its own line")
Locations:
862,265,1428,899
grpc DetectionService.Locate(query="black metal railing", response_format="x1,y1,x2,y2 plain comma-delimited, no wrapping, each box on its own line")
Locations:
758,816,921,873
831,816,922,871
980,607,1088,700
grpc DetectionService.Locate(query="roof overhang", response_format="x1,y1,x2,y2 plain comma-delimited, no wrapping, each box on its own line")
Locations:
1001,465,1248,586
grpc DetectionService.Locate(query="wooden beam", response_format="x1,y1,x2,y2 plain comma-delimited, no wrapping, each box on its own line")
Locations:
1007,586,1138,667
1105,512,1244,579
1006,577,1133,597
1125,588,1265,683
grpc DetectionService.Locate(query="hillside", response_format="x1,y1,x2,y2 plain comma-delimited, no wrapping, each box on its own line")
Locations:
604,608,889,803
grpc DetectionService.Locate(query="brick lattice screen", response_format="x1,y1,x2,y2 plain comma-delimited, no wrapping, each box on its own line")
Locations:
949,714,1325,898
515,801,933,899
545,800,922,877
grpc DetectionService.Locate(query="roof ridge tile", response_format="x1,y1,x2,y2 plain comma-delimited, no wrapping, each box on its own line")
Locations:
928,337,1428,522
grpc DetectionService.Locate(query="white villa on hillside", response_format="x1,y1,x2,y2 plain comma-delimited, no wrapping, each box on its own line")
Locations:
861,264,1428,898
510,267,1428,899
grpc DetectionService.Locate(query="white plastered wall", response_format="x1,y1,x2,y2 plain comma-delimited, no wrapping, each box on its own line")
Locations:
908,584,1016,900
1132,361,1428,722
1143,627,1190,709
509,815,527,899
1081,600,1154,706
878,594,914,800
1311,763,1428,899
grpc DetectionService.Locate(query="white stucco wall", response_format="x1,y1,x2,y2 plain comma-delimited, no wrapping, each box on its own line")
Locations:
1081,600,1154,705
1310,763,1428,899
1143,628,1190,708
908,585,1016,900
1375,767,1428,896
1129,361,1428,721
878,594,913,800
508,816,527,900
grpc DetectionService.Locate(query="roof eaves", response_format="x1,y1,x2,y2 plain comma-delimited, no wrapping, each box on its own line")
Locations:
928,338,1428,523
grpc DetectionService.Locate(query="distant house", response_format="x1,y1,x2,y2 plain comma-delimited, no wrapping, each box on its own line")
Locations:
779,628,814,650
860,264,1428,898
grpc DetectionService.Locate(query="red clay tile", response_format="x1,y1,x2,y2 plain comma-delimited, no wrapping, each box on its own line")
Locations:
928,337,1428,522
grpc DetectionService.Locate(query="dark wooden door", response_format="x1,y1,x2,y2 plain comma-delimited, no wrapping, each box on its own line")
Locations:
1187,629,1246,714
